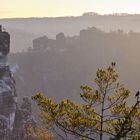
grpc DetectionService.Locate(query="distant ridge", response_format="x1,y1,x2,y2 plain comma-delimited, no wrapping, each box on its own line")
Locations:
1,12,140,52
1,12,140,20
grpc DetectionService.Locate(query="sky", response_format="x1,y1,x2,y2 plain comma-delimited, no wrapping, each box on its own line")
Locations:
0,0,140,18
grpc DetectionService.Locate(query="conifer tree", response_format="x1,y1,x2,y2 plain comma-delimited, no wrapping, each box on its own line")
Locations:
32,63,140,140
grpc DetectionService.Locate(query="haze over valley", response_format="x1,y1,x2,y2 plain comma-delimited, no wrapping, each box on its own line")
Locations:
1,0,140,139
1,13,140,52
5,18,140,104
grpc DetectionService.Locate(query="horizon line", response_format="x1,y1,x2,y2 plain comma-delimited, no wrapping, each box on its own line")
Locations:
1,12,140,20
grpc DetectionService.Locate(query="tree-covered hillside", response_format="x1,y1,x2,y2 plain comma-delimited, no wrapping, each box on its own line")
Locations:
8,27,140,103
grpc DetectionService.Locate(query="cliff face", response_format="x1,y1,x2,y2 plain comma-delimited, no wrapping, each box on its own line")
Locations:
0,25,36,140
0,25,17,139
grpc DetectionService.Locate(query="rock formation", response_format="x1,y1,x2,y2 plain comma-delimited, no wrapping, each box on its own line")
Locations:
0,25,36,140
0,25,17,139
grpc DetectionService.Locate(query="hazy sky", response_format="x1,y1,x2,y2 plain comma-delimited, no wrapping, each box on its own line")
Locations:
0,0,140,18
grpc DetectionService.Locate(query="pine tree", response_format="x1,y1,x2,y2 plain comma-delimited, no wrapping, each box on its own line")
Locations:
32,63,140,140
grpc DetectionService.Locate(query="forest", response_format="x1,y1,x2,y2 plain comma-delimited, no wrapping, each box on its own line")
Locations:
8,27,140,104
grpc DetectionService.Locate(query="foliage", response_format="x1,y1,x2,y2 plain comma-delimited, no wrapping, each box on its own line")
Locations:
25,124,53,140
32,62,140,140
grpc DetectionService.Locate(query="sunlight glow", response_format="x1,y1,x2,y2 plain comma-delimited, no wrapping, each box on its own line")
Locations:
0,0,140,18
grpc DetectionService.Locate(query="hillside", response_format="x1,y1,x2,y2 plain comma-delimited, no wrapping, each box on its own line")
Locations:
8,27,140,103
1,13,140,52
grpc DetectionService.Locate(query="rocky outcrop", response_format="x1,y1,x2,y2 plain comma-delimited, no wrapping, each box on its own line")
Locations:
13,97,36,140
0,25,17,139
0,25,36,140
